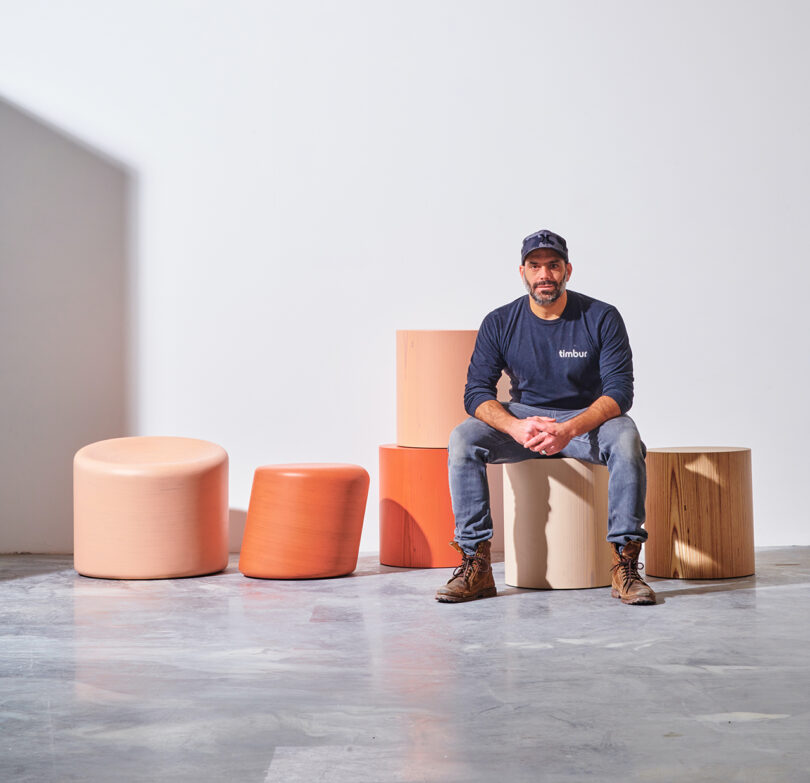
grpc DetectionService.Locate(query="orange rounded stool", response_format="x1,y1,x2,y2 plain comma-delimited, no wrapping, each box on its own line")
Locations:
239,464,370,579
73,436,229,579
379,444,457,568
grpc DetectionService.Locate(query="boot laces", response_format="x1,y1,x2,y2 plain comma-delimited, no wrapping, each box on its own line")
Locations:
452,550,486,583
611,555,644,590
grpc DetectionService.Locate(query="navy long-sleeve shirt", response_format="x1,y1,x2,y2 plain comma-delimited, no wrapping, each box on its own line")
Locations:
464,291,635,416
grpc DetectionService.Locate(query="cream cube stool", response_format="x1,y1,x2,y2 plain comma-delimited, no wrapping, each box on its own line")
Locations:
503,458,614,589
73,436,229,579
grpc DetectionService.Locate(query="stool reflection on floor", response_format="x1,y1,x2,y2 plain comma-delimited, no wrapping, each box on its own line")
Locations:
239,463,370,579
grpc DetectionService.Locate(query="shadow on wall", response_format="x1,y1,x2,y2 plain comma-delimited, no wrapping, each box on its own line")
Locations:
0,96,135,553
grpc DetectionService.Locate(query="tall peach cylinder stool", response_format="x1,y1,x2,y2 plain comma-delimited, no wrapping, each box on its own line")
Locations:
73,437,229,579
239,464,369,579
645,447,754,579
379,444,458,568
397,330,477,448
503,458,614,589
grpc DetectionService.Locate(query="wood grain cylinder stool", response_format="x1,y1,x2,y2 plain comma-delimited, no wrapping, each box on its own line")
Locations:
379,444,458,568
503,458,614,589
73,436,229,579
239,464,369,579
645,447,754,579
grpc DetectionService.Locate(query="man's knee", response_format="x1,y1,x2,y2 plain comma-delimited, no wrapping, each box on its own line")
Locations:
448,417,495,464
601,416,645,461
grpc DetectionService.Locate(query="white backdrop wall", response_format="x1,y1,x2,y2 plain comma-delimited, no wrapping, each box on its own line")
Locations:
0,100,130,553
1,0,808,552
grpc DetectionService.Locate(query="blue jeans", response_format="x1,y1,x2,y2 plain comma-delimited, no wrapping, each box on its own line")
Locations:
448,403,647,555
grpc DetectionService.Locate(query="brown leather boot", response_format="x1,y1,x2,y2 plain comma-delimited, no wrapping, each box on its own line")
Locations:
611,540,656,605
435,540,497,603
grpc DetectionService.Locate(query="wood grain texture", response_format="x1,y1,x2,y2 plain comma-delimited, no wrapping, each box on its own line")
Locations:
486,464,505,556
239,464,369,579
645,447,754,579
379,444,458,567
73,436,229,579
396,330,477,448
503,458,613,589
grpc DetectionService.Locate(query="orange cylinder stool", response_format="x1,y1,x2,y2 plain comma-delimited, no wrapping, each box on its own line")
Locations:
239,464,369,579
645,447,755,579
73,436,229,579
379,444,457,567
397,330,477,448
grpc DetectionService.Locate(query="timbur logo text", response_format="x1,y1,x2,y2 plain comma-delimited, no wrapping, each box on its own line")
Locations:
558,349,588,358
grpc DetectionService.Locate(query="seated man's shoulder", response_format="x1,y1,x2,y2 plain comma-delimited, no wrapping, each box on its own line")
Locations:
483,296,525,323
570,290,620,317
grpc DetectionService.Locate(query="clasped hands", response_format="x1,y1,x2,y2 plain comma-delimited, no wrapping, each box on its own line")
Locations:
509,416,573,456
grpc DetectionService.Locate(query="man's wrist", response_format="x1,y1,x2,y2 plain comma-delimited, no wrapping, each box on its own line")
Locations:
559,419,579,439
475,400,518,437
502,417,521,439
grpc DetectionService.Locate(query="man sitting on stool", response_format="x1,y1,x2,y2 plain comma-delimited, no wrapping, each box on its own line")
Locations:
436,229,655,606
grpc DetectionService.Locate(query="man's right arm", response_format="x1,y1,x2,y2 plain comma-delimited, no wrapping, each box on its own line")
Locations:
466,309,545,449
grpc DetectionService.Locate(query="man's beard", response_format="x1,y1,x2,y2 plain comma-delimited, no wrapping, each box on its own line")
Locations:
525,277,567,305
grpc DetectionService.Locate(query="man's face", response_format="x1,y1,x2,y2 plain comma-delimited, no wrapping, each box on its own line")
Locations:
520,249,571,305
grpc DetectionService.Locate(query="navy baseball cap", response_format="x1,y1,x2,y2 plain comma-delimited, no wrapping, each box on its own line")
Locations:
521,229,569,263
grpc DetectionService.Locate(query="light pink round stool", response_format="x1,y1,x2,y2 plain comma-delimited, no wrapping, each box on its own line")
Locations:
73,436,229,579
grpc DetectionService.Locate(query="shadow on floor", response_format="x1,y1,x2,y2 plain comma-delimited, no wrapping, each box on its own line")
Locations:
650,578,756,604
350,551,506,579
649,555,810,603
0,555,74,582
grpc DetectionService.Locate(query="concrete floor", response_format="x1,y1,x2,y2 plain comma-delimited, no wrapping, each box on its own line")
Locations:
1,548,809,783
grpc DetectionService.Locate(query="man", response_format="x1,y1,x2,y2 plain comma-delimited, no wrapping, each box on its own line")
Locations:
435,229,655,605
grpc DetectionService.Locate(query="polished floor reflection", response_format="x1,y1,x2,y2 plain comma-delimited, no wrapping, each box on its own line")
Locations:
1,548,809,782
